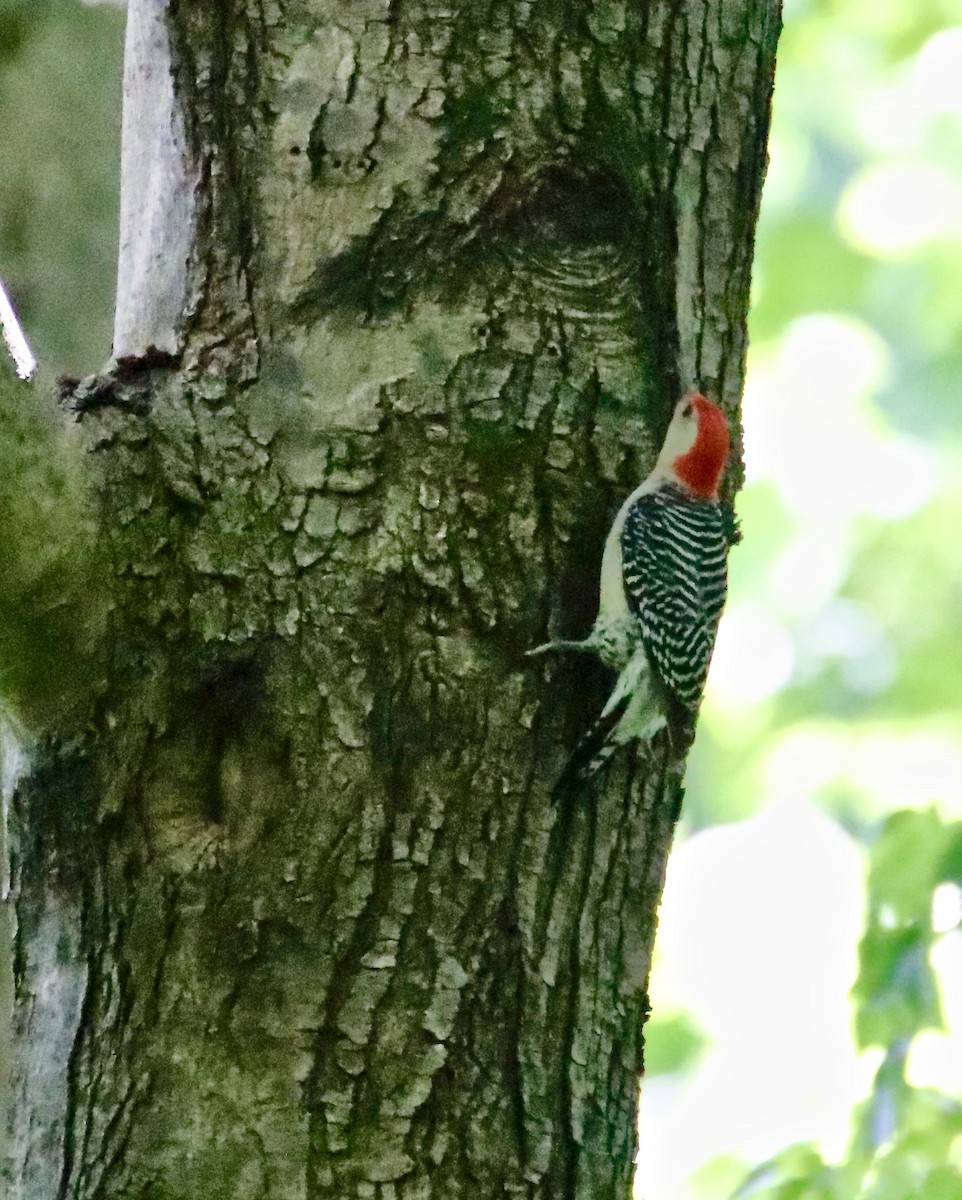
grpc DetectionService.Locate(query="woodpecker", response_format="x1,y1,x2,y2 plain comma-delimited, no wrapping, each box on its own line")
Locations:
529,391,738,775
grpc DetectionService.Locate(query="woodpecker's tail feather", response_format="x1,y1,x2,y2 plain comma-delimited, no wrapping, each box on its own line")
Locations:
665,694,697,757
553,689,632,790
552,655,669,792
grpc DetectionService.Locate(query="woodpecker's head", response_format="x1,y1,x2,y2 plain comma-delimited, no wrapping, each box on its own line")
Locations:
656,391,730,499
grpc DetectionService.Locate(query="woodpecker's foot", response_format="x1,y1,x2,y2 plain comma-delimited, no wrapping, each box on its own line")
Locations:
526,637,594,658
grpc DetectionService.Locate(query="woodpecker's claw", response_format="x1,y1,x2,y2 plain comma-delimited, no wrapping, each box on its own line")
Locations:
526,638,594,658
525,643,552,658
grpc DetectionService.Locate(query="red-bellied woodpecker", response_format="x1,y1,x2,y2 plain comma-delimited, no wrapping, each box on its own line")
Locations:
529,391,739,775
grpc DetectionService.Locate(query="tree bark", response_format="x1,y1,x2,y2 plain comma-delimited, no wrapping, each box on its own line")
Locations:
5,1,779,1197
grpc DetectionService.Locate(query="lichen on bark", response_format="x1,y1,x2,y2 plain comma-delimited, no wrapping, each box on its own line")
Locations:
3,1,780,1196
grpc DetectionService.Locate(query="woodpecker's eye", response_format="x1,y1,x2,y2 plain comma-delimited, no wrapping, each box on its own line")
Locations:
682,402,693,418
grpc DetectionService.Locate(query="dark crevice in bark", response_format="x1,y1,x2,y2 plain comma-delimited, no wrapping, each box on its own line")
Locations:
55,918,92,1200
560,775,599,1199
693,100,716,383
304,660,409,1110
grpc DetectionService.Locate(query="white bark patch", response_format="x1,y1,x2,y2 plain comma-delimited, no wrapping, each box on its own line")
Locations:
0,280,36,379
1,723,25,899
264,19,446,300
6,906,87,1200
292,303,479,427
114,0,198,357
422,955,468,1040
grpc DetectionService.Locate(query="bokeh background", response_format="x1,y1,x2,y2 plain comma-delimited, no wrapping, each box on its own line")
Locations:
2,1,962,1196
640,0,962,1195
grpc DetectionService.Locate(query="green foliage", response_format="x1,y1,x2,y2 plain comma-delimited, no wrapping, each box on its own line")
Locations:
852,809,962,1063
0,0,121,728
0,0,124,378
722,1085,962,1200
643,1010,709,1077
0,365,106,730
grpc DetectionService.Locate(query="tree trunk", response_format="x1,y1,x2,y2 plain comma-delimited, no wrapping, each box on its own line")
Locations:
4,1,779,1196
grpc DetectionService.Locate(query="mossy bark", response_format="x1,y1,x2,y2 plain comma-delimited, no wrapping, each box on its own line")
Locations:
4,1,779,1196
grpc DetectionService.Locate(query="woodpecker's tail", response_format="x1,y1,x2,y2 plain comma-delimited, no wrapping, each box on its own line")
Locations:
553,654,668,789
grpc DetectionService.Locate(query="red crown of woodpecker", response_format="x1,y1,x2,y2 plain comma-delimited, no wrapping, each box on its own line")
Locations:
673,392,730,499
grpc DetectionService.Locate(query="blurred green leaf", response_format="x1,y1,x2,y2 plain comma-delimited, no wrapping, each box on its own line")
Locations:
0,2,31,64
752,218,870,339
728,1143,838,1200
690,1154,750,1200
855,926,940,1049
924,1167,962,1200
853,810,951,1048
868,810,947,922
938,826,962,887
643,1010,708,1077
858,1087,962,1199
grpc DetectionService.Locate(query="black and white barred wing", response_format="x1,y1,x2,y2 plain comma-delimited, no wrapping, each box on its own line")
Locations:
620,489,730,721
